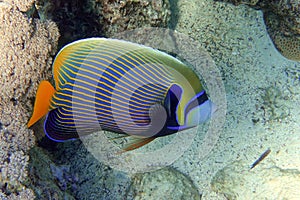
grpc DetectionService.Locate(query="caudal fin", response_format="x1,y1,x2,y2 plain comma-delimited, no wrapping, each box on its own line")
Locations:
27,81,55,128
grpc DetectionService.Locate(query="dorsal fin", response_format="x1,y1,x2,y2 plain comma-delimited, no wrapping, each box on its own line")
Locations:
27,81,55,127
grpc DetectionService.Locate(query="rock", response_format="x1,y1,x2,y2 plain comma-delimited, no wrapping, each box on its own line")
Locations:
211,160,300,199
98,0,170,36
126,167,202,200
33,0,170,44
27,147,76,199
51,141,132,200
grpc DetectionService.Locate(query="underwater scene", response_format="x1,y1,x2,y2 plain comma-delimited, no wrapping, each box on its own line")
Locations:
0,0,299,199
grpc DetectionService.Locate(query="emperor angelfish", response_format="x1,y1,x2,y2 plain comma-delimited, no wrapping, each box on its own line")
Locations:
27,38,216,151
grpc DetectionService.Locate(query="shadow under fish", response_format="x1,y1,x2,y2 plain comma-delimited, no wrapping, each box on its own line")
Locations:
27,38,216,151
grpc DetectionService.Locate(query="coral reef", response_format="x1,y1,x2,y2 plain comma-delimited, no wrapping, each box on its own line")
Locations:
0,1,59,199
4,0,35,12
0,0,171,199
20,1,171,199
217,0,300,61
264,11,300,61
126,167,202,199
0,188,35,200
34,0,103,45
0,3,59,103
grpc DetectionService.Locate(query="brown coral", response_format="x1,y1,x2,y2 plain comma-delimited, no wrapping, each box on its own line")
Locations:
0,3,59,103
0,2,59,199
264,11,300,61
271,32,300,61
4,0,35,12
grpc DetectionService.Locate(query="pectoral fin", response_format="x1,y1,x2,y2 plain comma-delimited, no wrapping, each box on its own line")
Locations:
114,137,155,153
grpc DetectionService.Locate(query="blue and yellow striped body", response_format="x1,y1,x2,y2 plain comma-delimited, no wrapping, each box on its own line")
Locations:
28,38,215,146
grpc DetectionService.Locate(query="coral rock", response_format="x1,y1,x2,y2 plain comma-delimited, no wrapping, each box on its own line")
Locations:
3,0,35,12
264,11,300,61
0,3,59,103
0,2,59,199
98,0,170,36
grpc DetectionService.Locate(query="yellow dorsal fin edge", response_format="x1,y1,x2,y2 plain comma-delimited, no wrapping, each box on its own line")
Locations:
27,81,55,128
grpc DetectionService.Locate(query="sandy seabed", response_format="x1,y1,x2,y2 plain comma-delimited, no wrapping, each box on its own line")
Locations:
170,0,300,199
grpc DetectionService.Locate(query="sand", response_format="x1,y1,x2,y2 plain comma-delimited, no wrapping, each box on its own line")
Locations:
169,0,300,199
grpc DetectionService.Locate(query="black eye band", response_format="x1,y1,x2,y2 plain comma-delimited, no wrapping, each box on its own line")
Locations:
163,84,183,127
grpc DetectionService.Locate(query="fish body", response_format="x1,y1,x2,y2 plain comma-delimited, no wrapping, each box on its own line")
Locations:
28,38,215,149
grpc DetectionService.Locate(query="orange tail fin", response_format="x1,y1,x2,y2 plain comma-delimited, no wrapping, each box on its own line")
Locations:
27,81,55,128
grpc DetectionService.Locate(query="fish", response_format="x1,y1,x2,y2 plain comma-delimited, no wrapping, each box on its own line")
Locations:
27,38,216,151
250,148,271,169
